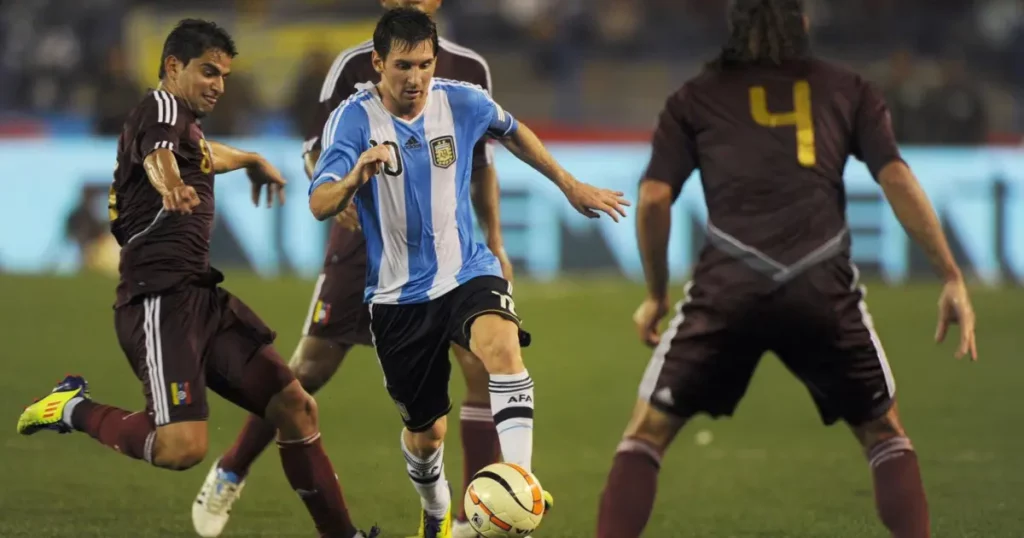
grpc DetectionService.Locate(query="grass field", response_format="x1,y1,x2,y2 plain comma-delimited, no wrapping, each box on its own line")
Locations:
1,273,1022,537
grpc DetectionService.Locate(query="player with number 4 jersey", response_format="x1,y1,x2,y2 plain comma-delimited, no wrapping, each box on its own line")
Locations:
310,9,628,538
596,2,977,538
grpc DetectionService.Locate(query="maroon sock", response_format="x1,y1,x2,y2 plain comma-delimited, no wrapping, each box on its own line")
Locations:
458,403,502,521
869,437,931,538
71,400,156,463
278,432,358,538
596,438,662,538
219,414,277,478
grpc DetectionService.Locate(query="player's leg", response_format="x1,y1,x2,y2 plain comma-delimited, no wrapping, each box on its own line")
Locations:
18,292,214,472
450,343,502,526
217,271,366,480
775,269,928,538
596,399,688,538
852,403,928,538
448,277,534,472
370,300,455,537
198,291,373,538
218,337,354,477
596,286,763,538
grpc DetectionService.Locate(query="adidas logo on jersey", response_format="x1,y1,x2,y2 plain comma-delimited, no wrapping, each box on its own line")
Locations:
404,136,422,150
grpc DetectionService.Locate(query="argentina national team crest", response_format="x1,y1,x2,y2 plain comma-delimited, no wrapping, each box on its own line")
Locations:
429,136,456,169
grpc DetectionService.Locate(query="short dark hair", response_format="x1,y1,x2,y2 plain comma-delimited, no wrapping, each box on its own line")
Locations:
710,0,809,69
158,19,238,79
372,8,438,60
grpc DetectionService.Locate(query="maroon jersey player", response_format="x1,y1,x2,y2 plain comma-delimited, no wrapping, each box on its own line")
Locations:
193,2,514,537
595,2,977,538
16,19,378,538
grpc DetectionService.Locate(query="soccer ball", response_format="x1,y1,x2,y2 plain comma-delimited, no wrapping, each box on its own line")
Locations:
463,463,545,537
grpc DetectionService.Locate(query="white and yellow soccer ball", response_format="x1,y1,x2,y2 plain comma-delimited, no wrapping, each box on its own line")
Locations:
464,463,545,537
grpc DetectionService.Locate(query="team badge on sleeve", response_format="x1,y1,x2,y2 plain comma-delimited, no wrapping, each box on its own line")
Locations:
430,136,456,169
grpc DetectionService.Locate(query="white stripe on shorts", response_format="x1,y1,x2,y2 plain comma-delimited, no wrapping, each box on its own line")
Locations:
144,297,170,425
638,282,694,401
301,273,328,336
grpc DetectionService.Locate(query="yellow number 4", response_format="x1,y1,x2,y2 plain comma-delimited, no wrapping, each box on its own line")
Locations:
749,80,815,167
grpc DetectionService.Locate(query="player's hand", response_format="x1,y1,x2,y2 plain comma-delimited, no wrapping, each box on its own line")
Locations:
563,180,631,222
163,184,200,214
354,145,393,185
335,203,361,232
489,242,514,282
246,157,287,208
935,278,977,361
633,296,670,348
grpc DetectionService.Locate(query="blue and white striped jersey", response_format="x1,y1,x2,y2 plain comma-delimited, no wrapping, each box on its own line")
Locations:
310,78,518,305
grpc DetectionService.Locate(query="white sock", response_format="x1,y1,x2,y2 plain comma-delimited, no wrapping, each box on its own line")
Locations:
61,396,84,429
401,432,450,519
489,371,534,471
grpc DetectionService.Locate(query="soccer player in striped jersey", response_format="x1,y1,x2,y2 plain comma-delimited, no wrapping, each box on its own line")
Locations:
309,8,628,538
192,2,518,538
14,19,378,538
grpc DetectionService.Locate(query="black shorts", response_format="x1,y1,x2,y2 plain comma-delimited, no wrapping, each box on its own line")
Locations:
639,257,895,426
368,276,529,432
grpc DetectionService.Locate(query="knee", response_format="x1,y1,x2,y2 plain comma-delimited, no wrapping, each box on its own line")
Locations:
406,418,447,456
472,328,522,375
288,338,348,395
623,400,687,453
852,406,907,452
153,430,207,471
267,381,318,430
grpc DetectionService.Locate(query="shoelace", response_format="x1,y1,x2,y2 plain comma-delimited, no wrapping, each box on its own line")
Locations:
423,517,443,538
205,478,241,514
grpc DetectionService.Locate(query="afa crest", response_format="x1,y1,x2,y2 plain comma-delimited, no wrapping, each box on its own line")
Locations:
429,136,456,169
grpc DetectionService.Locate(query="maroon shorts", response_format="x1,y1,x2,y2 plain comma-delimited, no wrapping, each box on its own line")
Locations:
639,257,895,426
302,226,373,347
114,285,294,426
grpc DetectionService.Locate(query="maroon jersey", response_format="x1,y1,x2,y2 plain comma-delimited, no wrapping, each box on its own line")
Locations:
110,90,219,306
646,58,903,283
304,38,493,268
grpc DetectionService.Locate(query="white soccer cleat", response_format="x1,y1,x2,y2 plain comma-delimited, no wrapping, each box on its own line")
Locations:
192,459,246,537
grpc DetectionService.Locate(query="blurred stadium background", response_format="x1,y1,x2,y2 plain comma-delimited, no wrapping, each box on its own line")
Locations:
1,1,1023,537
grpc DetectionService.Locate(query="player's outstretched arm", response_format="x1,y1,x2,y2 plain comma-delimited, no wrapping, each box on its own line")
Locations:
498,122,630,221
308,144,390,221
143,148,199,214
877,161,977,360
633,179,673,347
208,141,287,207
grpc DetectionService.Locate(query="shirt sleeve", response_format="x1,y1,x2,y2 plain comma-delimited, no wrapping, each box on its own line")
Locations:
852,80,904,179
643,88,698,198
137,91,182,158
309,103,368,195
468,59,495,171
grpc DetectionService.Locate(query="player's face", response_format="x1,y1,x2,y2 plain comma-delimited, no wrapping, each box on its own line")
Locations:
380,0,442,16
374,40,436,110
168,48,233,117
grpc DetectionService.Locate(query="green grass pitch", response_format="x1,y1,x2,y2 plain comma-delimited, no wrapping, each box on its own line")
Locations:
1,273,1021,537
